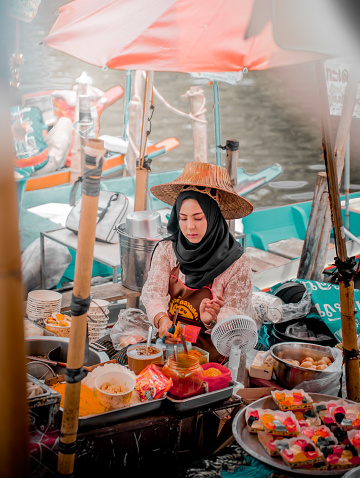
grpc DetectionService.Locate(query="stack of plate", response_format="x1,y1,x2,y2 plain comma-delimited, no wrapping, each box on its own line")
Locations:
87,299,109,343
26,290,62,327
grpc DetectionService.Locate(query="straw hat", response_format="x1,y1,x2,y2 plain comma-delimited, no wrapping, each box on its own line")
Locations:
150,162,254,219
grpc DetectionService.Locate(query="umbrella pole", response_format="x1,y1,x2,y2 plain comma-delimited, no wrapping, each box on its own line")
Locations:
134,71,154,212
213,81,222,166
57,139,105,474
316,62,360,401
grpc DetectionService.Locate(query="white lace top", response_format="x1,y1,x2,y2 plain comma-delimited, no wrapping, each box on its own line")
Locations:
141,241,253,325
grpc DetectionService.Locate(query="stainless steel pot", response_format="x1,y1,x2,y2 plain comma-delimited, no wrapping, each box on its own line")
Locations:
270,341,334,389
125,210,162,238
25,337,109,375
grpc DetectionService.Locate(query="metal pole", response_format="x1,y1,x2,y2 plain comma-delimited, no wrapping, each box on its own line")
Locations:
213,81,222,166
123,70,132,140
344,135,350,230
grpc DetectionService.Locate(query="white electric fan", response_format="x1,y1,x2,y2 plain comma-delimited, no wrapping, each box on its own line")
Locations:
211,315,258,386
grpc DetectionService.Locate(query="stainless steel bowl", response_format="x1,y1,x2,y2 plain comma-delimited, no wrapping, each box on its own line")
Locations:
125,210,162,238
270,342,334,389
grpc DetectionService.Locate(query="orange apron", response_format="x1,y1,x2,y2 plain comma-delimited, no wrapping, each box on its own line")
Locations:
168,264,224,363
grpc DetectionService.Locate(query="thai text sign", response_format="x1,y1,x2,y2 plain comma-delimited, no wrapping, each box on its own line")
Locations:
325,58,360,118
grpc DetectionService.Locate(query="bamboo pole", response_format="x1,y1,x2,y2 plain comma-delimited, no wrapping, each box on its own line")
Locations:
0,67,29,478
316,61,360,402
57,139,105,474
134,71,154,212
297,62,360,280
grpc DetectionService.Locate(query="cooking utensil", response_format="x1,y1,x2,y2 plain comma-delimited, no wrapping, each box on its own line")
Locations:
162,308,179,343
26,361,56,380
125,210,162,238
44,359,119,386
174,345,178,362
146,325,153,352
270,341,335,388
180,333,188,355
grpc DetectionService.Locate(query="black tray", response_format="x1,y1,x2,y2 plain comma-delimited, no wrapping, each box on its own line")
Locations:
165,382,235,413
71,396,166,432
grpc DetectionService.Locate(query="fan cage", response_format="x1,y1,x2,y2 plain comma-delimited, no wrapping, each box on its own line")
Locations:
211,315,258,357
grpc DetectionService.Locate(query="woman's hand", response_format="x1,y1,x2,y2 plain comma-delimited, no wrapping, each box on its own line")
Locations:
156,315,181,344
199,295,224,325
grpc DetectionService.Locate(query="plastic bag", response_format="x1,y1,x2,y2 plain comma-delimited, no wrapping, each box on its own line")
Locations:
250,289,312,325
110,308,156,350
294,347,343,397
21,237,71,292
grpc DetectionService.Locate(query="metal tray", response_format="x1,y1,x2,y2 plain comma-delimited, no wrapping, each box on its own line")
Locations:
165,382,234,413
232,392,356,477
27,374,61,407
70,396,166,432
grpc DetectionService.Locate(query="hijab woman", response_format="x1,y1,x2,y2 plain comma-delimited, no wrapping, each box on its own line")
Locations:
141,162,254,363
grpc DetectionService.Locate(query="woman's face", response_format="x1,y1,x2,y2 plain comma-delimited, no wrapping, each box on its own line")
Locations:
178,198,207,243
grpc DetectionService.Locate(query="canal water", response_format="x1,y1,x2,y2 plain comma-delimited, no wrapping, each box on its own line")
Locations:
12,0,360,209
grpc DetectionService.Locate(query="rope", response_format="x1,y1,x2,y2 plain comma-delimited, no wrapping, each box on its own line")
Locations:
137,70,207,124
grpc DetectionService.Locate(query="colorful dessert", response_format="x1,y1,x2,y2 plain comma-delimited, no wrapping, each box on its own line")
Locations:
348,429,360,449
294,409,321,428
257,431,283,456
245,408,264,433
271,389,313,411
314,399,346,427
321,443,360,469
299,425,337,448
329,402,360,430
276,436,323,468
333,427,351,445
260,410,300,437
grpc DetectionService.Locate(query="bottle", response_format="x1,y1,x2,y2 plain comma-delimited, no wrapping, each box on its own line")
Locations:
162,353,204,399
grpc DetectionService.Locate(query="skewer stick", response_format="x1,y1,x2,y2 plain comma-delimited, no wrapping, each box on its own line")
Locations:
57,139,105,474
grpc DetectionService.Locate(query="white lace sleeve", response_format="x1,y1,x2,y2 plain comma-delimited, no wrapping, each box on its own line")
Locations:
141,241,176,324
212,253,253,323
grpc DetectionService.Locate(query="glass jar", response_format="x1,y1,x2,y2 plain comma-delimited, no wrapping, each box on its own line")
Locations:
162,353,204,399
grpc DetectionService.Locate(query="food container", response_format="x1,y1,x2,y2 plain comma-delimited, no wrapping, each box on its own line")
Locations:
270,342,334,389
95,370,136,409
201,362,232,392
187,346,209,365
162,353,204,399
44,314,71,338
127,344,163,375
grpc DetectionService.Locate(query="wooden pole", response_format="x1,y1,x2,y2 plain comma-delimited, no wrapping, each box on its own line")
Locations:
225,140,239,236
316,61,360,402
298,62,360,280
126,95,142,177
183,85,207,162
134,71,154,212
57,139,105,474
0,38,29,478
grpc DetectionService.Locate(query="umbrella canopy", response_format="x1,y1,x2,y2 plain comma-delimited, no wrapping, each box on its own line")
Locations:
43,0,322,72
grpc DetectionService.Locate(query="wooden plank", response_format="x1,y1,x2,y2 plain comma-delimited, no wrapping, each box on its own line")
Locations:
60,281,141,312
246,247,291,272
268,238,304,259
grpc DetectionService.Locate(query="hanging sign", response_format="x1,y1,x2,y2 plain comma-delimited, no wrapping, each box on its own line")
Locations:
324,58,360,118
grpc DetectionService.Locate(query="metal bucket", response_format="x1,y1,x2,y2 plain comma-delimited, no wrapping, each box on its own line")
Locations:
116,223,166,291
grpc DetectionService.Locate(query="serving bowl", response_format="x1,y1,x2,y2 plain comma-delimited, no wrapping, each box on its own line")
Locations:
95,370,136,409
270,342,334,388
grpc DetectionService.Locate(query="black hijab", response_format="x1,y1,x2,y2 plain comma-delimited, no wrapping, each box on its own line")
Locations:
166,190,243,289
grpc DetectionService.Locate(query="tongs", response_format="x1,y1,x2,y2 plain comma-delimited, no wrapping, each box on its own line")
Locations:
162,308,179,343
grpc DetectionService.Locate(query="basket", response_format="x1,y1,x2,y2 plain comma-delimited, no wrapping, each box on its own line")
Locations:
201,362,232,392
